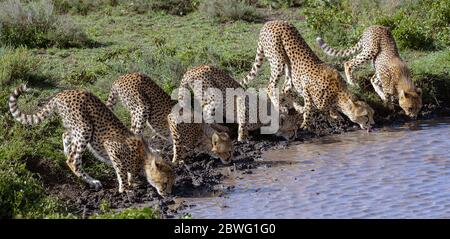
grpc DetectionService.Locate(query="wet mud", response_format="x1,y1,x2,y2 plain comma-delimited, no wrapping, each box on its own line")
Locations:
27,103,449,218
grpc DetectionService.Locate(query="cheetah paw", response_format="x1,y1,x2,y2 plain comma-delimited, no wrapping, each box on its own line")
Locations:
89,180,103,190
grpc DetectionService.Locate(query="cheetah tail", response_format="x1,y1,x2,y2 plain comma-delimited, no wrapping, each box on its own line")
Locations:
105,85,119,110
241,41,264,88
9,84,56,125
316,37,362,57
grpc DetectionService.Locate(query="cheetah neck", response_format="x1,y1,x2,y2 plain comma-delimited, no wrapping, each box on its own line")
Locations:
390,57,415,95
336,90,357,116
195,123,216,151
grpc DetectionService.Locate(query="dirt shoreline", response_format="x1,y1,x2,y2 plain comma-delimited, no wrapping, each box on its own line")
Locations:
31,104,449,218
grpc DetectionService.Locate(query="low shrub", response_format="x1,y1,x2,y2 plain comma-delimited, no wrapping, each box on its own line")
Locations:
200,0,261,23
257,0,304,9
0,0,91,48
52,0,117,15
0,47,39,86
122,0,199,16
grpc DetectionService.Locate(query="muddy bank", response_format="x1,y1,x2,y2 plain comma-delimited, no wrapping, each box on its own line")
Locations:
29,103,449,218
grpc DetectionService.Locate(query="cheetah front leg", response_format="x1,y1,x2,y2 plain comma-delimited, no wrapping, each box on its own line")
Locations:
372,73,396,110
172,141,188,164
300,99,313,130
329,109,342,120
104,141,132,193
62,131,72,157
370,74,386,101
267,61,285,113
236,96,251,142
66,133,102,190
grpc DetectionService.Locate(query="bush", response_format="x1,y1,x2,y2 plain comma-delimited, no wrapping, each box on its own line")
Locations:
257,0,304,9
0,0,91,48
147,0,199,16
375,0,450,50
301,0,450,50
122,0,199,15
200,0,261,23
0,47,39,86
409,51,450,106
53,0,119,15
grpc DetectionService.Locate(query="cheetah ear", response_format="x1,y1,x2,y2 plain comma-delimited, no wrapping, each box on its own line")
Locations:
416,88,422,96
280,113,286,121
212,132,219,146
347,99,356,109
356,107,368,117
151,159,157,168
219,132,230,141
399,90,406,98
211,123,230,133
404,90,419,98
156,159,173,172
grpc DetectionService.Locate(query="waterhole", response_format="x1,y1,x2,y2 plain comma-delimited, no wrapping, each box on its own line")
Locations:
180,117,450,218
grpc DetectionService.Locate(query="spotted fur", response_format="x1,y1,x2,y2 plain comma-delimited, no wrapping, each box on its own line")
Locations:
106,73,176,140
9,84,174,196
242,20,375,131
317,25,422,118
180,65,301,141
168,111,233,164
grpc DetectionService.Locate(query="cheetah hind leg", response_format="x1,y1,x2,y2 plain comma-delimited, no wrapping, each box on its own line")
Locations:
130,108,148,135
66,134,102,190
344,48,376,86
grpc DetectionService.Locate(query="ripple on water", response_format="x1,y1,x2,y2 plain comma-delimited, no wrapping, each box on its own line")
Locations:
182,118,450,218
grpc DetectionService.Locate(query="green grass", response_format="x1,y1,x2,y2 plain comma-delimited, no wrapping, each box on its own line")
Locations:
90,207,160,219
0,1,448,218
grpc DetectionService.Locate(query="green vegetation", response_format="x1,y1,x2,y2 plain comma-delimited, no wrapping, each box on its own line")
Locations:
0,0,448,218
90,207,160,219
301,0,450,50
0,0,91,48
199,0,261,23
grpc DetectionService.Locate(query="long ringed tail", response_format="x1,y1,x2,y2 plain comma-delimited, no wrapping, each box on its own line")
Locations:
9,84,56,125
316,37,362,57
241,41,264,88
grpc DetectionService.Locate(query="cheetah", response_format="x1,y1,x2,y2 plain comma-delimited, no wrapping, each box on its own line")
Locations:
105,72,231,164
243,20,375,131
168,111,233,164
9,84,174,196
106,73,175,141
179,65,302,141
316,25,422,118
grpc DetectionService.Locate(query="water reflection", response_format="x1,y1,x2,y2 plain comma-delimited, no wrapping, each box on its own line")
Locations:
180,118,450,218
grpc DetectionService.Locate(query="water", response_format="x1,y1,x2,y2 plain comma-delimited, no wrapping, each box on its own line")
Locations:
180,118,450,218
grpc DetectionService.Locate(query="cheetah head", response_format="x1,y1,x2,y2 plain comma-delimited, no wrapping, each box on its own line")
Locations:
211,131,233,164
399,88,422,119
346,100,375,131
276,111,301,140
144,156,175,197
